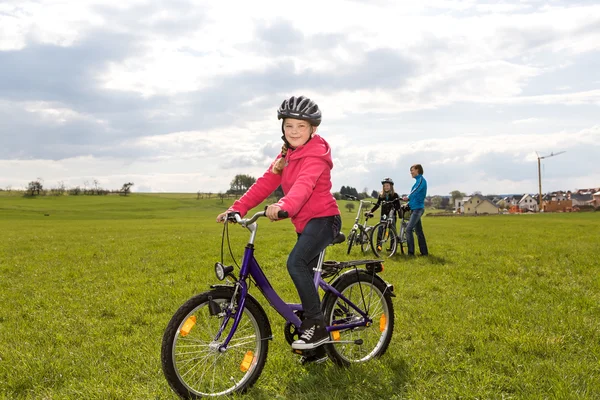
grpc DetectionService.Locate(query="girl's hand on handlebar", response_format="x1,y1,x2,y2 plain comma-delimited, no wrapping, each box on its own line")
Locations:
216,212,228,223
265,204,282,221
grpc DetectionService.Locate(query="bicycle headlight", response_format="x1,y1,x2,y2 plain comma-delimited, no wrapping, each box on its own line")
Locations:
214,262,234,281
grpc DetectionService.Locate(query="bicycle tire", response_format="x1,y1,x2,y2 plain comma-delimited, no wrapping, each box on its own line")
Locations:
346,230,356,255
398,222,407,255
161,288,269,398
322,270,395,367
359,229,371,254
370,222,398,257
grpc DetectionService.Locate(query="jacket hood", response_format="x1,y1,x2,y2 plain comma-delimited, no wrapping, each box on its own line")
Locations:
286,134,333,168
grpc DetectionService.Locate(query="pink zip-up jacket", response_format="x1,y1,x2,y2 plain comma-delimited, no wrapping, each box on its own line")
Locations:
227,134,340,233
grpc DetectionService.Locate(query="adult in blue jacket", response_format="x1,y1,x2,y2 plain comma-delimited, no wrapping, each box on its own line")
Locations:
403,164,429,256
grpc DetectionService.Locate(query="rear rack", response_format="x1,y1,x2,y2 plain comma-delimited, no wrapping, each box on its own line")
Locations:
321,259,384,278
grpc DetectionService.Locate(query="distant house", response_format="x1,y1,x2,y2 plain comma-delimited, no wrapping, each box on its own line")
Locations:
551,191,568,201
503,196,520,207
463,195,499,215
593,191,600,208
455,196,471,213
570,193,593,207
519,194,539,212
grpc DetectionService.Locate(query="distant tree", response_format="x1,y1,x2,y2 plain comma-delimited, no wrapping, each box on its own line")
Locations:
197,191,202,200
345,203,355,213
371,190,378,198
340,186,359,199
50,181,66,196
450,190,466,208
332,192,342,200
497,200,507,210
69,186,82,195
271,185,284,200
228,174,256,195
218,191,226,204
120,182,134,196
424,196,432,207
26,180,43,196
431,195,443,209
441,197,450,210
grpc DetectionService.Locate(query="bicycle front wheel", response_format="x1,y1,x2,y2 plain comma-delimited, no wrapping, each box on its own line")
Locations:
370,222,398,257
323,271,395,366
161,288,269,398
346,230,356,255
359,229,371,254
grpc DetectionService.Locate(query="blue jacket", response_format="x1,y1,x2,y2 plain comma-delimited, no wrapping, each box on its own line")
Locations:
408,175,427,210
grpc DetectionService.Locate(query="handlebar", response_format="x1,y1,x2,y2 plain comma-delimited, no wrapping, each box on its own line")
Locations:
228,210,289,227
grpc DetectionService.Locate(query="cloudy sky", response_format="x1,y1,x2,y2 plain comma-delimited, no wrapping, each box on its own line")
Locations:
1,0,599,196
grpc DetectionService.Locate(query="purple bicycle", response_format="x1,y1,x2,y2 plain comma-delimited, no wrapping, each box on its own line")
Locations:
161,210,395,398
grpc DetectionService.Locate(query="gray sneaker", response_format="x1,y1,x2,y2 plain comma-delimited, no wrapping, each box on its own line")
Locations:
292,319,329,350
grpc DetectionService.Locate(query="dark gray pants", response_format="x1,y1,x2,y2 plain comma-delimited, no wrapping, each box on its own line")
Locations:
287,215,341,320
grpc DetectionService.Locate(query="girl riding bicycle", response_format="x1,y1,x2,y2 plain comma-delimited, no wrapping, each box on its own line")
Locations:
368,177,401,251
216,96,341,351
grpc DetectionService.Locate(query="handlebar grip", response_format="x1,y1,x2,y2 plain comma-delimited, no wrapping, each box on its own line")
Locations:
278,210,289,219
263,205,289,219
226,212,240,222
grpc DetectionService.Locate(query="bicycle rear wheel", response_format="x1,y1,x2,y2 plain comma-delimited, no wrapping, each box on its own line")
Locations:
397,222,407,255
161,288,269,398
370,222,398,257
323,271,394,367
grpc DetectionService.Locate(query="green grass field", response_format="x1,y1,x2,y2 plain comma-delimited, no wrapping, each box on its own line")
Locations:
1,193,599,399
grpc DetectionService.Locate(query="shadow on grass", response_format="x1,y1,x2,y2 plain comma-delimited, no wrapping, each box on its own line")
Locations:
395,254,447,265
280,356,411,399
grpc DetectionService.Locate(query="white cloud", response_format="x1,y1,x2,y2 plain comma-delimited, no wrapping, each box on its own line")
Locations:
512,118,541,124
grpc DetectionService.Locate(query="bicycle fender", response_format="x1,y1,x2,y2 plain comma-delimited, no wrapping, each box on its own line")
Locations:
208,285,273,340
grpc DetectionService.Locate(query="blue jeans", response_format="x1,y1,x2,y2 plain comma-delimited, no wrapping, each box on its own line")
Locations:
406,208,428,255
287,215,342,321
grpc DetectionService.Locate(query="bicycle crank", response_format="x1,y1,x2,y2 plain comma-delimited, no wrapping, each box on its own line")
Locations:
326,338,364,345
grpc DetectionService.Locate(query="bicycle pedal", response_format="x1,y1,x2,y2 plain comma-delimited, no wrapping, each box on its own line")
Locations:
300,355,328,365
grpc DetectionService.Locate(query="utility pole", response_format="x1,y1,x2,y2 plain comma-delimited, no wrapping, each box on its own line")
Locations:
537,151,565,211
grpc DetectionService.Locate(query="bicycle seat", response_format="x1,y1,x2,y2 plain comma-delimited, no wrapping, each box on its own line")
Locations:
331,232,346,245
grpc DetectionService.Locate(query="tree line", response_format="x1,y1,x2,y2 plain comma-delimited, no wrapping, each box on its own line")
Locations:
16,179,135,197
222,175,473,212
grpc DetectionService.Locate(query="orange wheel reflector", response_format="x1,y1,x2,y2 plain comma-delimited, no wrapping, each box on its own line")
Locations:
180,316,197,337
240,351,254,372
379,315,387,332
332,331,341,341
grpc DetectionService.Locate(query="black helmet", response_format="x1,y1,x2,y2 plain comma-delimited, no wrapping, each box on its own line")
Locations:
381,177,394,185
277,96,322,126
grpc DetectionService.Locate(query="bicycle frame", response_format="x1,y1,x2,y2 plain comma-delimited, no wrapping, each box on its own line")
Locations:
351,200,372,227
348,200,374,248
218,213,373,351
397,207,410,242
